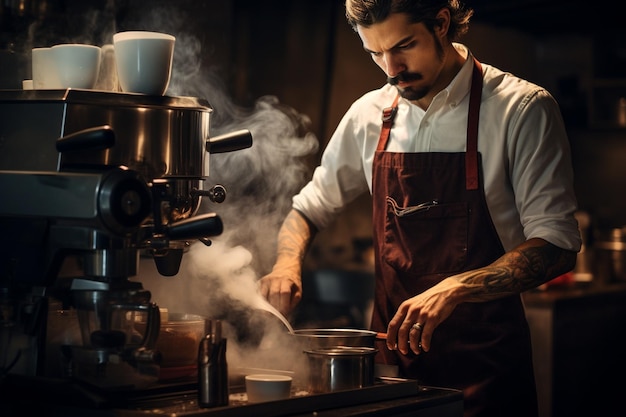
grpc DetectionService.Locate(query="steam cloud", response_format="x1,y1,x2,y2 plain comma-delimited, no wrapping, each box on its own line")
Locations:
115,3,319,374
23,2,319,374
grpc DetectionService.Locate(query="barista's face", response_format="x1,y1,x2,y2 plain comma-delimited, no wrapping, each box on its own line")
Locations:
357,11,449,102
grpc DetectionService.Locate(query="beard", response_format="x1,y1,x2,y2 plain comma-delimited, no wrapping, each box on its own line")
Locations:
387,72,429,101
386,36,446,101
397,84,429,101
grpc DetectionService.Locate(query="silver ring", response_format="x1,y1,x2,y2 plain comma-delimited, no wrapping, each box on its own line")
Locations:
411,322,423,332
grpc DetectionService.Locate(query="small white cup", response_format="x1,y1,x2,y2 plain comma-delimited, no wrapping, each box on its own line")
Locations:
22,79,34,90
245,374,292,403
32,47,62,89
51,44,102,89
113,31,175,95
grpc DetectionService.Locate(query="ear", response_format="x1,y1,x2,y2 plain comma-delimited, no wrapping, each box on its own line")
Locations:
434,8,451,39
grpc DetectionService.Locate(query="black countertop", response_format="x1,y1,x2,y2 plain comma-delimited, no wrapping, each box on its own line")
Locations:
522,281,626,307
0,374,463,417
522,279,626,417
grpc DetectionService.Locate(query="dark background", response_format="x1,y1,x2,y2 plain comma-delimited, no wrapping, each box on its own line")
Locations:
1,0,625,267
1,4,624,416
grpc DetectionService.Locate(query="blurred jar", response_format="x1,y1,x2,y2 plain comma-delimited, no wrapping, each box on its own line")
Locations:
594,227,626,284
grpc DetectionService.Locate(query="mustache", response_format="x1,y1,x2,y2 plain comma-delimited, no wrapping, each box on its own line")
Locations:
387,72,422,85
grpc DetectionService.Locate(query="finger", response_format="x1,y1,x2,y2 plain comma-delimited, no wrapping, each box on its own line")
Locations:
386,313,404,351
267,280,283,312
397,318,414,355
409,321,423,355
277,279,297,316
418,322,431,352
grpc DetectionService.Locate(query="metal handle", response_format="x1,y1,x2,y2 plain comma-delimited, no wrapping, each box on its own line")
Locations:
166,213,224,241
206,129,252,154
56,125,115,153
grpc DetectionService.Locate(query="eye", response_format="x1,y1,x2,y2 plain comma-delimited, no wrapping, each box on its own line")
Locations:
396,41,416,51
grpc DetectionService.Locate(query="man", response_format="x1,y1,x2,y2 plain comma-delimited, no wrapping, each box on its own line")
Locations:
259,1,581,416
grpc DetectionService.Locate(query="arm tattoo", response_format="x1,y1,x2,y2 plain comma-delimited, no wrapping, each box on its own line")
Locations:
276,210,316,262
456,241,577,301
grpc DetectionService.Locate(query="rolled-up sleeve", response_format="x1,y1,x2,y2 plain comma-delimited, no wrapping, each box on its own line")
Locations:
506,89,582,251
293,105,371,229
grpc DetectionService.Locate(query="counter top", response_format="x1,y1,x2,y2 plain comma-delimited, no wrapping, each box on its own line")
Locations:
522,281,626,307
523,279,626,417
0,375,463,417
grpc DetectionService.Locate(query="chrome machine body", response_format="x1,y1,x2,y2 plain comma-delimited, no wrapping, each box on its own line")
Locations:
0,89,252,388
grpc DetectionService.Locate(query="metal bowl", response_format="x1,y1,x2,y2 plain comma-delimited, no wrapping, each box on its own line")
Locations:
292,328,377,350
303,346,377,393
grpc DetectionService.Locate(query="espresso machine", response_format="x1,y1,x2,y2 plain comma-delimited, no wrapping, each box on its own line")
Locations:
0,89,252,394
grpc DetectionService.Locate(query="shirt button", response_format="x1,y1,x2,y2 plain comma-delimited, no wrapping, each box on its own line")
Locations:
450,102,457,108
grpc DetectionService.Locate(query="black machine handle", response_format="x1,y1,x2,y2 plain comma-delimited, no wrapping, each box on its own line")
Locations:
56,125,116,153
205,129,252,154
166,213,224,241
150,213,224,276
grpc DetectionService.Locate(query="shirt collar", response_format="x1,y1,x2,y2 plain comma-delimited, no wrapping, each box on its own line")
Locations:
441,43,475,107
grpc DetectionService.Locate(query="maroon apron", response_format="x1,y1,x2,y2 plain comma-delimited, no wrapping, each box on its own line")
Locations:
371,59,538,417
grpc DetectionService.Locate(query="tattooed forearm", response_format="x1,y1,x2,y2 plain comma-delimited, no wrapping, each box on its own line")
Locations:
454,238,577,301
274,209,317,268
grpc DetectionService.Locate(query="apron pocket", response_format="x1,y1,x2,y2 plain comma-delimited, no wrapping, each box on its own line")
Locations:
383,200,468,276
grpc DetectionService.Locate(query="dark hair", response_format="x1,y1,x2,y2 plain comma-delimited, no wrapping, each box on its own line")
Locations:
345,0,473,42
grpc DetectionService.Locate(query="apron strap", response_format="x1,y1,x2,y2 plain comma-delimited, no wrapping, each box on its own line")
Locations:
465,58,483,190
378,93,400,151
377,57,483,191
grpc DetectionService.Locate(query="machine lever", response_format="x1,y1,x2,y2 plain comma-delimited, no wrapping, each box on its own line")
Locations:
206,129,252,154
166,213,224,241
192,185,226,203
56,125,115,153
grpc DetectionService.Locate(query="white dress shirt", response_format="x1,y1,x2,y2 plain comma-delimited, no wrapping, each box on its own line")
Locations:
293,44,582,252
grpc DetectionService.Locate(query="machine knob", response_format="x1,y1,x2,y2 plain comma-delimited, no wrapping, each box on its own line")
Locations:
98,168,152,234
209,185,226,203
191,185,227,203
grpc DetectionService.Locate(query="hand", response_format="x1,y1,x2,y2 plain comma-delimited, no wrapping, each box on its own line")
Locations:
258,270,302,317
258,209,314,317
386,239,578,355
385,278,461,355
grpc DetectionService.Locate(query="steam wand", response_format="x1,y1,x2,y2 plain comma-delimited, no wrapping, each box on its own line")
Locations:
147,182,224,276
146,128,252,275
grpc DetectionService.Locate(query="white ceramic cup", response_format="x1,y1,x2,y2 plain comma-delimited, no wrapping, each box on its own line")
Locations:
50,44,102,89
32,47,62,89
113,31,175,95
245,374,292,403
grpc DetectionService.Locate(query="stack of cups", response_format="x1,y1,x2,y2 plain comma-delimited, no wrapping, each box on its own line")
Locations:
28,31,175,96
31,44,102,90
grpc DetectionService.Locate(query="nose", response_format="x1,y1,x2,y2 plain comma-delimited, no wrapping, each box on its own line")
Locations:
380,52,406,78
